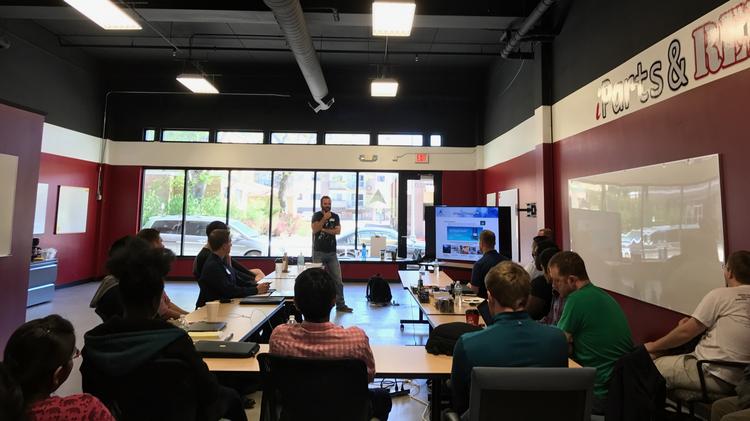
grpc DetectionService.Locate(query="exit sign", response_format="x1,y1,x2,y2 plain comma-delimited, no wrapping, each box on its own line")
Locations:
415,153,429,163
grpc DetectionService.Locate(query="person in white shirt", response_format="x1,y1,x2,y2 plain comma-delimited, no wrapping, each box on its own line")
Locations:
645,250,750,394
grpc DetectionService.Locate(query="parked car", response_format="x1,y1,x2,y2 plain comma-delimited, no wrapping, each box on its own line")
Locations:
143,215,267,256
336,226,425,258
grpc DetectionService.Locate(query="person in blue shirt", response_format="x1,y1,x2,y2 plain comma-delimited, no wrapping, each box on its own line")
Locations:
469,230,508,298
451,260,569,415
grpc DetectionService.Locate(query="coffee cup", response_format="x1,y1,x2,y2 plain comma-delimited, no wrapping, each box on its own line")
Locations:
206,301,221,322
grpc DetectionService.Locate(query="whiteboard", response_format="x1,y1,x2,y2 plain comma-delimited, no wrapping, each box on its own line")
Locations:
568,154,724,315
34,183,48,235
0,153,19,257
498,188,519,263
56,186,89,234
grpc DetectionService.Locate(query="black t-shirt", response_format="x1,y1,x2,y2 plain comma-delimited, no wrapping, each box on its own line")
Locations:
311,211,340,253
529,275,553,320
470,250,508,299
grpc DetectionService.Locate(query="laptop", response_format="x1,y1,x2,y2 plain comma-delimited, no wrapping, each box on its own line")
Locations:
477,301,494,326
187,321,227,332
194,341,260,358
239,295,285,305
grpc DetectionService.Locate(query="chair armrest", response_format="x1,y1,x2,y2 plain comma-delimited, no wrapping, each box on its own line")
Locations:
696,359,747,402
441,409,461,421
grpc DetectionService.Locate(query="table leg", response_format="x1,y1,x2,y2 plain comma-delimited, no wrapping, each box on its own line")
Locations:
431,376,442,421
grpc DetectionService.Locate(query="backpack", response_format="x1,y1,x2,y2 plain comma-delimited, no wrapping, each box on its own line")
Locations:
366,274,392,305
425,322,482,356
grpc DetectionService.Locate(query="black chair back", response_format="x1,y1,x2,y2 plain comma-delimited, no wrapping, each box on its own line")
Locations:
85,358,198,421
257,353,371,421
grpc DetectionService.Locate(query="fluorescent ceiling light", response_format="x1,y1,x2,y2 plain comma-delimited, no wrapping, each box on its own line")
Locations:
176,74,219,94
372,2,416,37
64,0,142,30
371,78,399,97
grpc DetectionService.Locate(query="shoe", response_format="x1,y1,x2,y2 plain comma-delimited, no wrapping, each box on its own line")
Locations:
336,305,354,313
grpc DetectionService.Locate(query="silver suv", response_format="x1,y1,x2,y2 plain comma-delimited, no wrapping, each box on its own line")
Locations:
144,215,267,256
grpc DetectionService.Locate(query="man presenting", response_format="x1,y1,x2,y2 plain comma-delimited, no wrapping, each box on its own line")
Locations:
311,196,352,312
470,230,508,298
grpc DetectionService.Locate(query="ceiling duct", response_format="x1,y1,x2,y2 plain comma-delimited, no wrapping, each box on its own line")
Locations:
501,0,555,59
263,0,334,112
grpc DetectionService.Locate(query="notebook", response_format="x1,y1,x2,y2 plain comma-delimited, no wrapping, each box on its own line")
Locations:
194,341,260,358
187,321,227,332
239,295,285,305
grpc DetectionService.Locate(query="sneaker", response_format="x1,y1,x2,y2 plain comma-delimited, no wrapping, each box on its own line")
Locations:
336,305,354,313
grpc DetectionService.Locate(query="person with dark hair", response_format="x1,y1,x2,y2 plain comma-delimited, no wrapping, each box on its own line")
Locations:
81,237,247,421
89,236,130,321
270,268,391,420
192,220,264,282
451,261,568,416
136,228,189,319
538,227,554,239
3,315,114,421
311,196,352,312
524,235,552,279
196,229,269,308
646,250,750,395
0,362,25,421
548,251,633,414
469,230,508,298
525,245,561,320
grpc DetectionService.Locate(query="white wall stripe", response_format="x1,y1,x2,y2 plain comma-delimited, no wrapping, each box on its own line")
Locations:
41,123,104,163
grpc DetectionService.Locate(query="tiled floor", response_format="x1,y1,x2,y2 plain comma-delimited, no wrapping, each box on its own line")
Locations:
25,280,435,421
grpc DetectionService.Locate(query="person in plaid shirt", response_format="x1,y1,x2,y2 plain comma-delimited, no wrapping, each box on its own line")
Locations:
269,268,391,420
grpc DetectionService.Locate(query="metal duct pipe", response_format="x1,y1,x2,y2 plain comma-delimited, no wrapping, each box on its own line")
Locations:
501,0,555,59
263,0,334,112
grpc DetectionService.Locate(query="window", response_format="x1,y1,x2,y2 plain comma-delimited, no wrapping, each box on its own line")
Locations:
144,129,156,142
315,172,357,257
162,130,210,143
430,135,442,147
183,170,229,256
217,131,264,144
325,133,370,145
270,171,315,256
377,134,423,146
229,170,272,256
270,132,317,145
140,169,186,255
357,173,399,254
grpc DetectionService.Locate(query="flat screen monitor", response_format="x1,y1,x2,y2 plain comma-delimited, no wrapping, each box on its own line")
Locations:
433,206,511,262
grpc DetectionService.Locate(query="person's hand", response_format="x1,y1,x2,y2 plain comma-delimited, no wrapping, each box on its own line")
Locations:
257,282,270,294
323,211,332,221
251,268,265,279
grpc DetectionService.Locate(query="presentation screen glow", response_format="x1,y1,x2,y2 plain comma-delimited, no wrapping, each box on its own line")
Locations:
435,207,500,261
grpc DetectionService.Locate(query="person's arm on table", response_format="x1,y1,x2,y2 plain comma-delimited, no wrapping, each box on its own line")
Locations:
201,262,259,298
644,317,706,358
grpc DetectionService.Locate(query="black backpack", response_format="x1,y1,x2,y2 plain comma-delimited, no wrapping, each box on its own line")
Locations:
366,274,392,305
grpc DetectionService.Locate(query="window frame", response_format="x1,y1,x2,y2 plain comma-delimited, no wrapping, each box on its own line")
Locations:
269,131,319,145
376,133,425,147
216,130,266,144
160,128,212,143
323,132,373,146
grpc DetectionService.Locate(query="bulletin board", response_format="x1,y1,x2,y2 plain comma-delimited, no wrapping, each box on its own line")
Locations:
56,186,89,234
0,153,19,257
34,183,48,235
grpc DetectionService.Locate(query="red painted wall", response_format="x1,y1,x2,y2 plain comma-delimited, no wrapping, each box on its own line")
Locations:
0,103,44,349
553,68,750,343
38,153,100,285
441,171,481,206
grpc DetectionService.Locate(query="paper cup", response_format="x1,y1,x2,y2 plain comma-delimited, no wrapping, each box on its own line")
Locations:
275,262,283,274
206,301,220,322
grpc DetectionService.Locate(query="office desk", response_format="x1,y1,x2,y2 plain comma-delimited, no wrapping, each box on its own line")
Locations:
205,344,581,421
399,270,483,330
186,299,285,342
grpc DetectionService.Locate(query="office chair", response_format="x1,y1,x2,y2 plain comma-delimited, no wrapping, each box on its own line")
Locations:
83,358,198,421
667,360,747,419
442,367,596,421
257,353,372,421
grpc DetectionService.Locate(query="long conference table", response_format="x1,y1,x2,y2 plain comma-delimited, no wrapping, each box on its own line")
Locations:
398,270,470,329
187,271,581,421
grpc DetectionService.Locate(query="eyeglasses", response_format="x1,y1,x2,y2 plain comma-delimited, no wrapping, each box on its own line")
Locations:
72,347,81,360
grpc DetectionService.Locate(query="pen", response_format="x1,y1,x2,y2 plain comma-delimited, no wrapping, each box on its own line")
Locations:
225,333,234,341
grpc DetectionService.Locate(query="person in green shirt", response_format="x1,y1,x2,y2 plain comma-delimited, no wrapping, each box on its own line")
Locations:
549,251,633,415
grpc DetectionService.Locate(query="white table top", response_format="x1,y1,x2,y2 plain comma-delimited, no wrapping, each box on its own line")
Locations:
186,299,284,342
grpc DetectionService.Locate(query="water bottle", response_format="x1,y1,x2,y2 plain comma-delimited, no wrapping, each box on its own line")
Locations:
435,261,440,280
287,315,297,325
297,252,305,271
361,243,367,261
454,281,462,308
282,252,289,272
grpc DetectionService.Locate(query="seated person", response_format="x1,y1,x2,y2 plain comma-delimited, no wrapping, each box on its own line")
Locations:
3,315,115,421
525,244,560,320
89,236,129,322
469,230,508,298
269,268,392,421
137,228,189,320
80,237,246,421
193,220,264,283
197,229,269,308
712,365,749,421
524,234,553,280
646,250,750,395
549,251,633,415
451,261,568,415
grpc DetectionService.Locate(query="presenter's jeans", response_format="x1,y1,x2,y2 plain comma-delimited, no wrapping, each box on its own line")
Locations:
313,250,345,307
